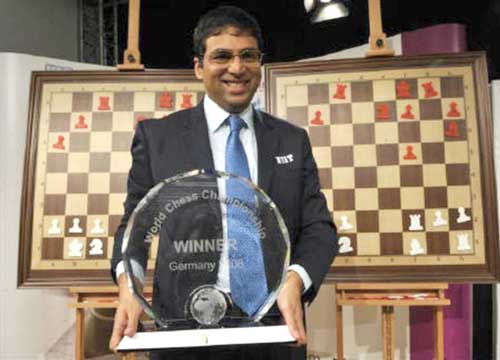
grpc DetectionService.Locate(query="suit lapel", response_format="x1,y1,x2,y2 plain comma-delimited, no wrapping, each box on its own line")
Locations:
254,110,280,194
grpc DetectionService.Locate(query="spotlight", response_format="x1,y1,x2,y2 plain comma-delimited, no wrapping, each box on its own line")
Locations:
304,0,349,23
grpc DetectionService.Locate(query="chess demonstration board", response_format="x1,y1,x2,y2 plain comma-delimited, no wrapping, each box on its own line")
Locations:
19,70,204,286
265,52,499,282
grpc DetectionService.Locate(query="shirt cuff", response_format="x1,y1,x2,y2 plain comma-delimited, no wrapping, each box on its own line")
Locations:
115,259,145,285
288,264,312,294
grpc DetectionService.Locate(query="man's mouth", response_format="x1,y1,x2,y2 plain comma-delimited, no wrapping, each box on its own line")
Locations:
222,79,250,92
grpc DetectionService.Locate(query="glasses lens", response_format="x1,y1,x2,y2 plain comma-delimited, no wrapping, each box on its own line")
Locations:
240,49,262,64
209,50,234,64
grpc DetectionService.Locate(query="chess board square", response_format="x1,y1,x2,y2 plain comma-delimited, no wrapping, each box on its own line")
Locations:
93,92,114,112
318,168,332,189
309,125,330,147
110,173,128,193
422,143,444,164
403,233,427,255
72,92,93,112
69,133,90,152
400,165,423,187
44,194,66,215
287,106,308,127
331,124,353,146
379,210,403,232
286,85,308,107
87,215,108,236
449,208,473,230
399,143,422,165
51,93,73,113
447,186,472,208
443,120,467,141
353,123,375,144
67,173,88,193
110,152,132,172
109,193,126,215
396,100,420,121
43,216,65,238
321,189,333,211
65,194,88,215
331,146,353,167
426,232,449,255
380,233,403,255
374,101,396,122
440,77,464,98
47,153,68,173
355,188,378,210
424,187,448,208
398,122,421,143
88,173,111,193
378,188,401,209
351,102,375,124
444,142,469,164
114,92,134,111
334,211,357,232
156,91,176,111
377,166,400,188
353,145,376,166
374,123,398,144
134,92,156,111
423,164,447,186
400,188,425,209
356,210,379,232
331,104,352,124
333,189,355,211
86,237,108,259
312,146,332,168
68,153,90,173
449,231,474,254
395,79,418,99
48,132,69,153
112,112,135,131
425,209,450,232
42,238,64,260
373,80,396,101
351,81,373,102
112,132,133,152
419,99,442,120
88,194,109,215
402,209,425,231
446,164,470,185
49,113,71,132
65,216,87,236
331,167,355,189
355,167,377,188
91,112,113,131
337,234,357,256
356,233,380,256
308,105,331,126
89,152,111,172
420,121,444,143
63,237,86,259
308,83,329,104
418,78,441,99
442,98,465,120
108,215,123,236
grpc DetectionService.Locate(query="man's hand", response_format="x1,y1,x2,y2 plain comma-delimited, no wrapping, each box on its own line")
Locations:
277,271,307,345
109,274,143,352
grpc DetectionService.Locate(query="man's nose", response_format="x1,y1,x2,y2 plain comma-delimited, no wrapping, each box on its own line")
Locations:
227,55,245,73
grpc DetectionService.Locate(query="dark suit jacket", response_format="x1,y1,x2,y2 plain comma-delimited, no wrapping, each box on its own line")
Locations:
111,101,337,319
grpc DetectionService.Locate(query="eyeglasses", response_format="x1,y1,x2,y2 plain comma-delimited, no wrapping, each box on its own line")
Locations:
205,49,264,65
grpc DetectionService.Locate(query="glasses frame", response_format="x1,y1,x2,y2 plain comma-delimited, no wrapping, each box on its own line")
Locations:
203,49,264,66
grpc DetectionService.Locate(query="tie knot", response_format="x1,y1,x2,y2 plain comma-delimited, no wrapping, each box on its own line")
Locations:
228,114,246,133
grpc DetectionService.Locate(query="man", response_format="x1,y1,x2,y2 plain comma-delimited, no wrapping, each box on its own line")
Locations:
110,5,337,359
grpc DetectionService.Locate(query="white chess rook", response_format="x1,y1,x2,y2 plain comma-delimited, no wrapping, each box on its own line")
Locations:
409,214,423,231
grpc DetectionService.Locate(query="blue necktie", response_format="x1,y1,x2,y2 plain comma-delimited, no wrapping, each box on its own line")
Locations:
225,114,268,316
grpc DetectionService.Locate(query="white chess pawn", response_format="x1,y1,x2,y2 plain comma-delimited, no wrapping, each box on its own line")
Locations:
47,219,61,235
89,238,104,255
457,233,471,251
410,239,424,255
91,219,104,234
433,211,447,227
69,218,83,233
68,238,83,257
339,215,353,231
457,207,471,223
409,214,423,231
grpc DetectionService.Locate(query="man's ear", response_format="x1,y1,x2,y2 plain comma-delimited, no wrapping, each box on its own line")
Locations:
194,57,203,80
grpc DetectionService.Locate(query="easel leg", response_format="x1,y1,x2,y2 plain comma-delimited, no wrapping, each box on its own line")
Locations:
434,306,444,360
75,307,85,360
336,304,344,360
382,306,395,360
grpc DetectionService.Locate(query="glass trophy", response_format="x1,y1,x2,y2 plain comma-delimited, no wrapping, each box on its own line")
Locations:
117,169,294,351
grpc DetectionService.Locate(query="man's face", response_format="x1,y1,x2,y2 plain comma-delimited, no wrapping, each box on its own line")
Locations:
194,27,262,113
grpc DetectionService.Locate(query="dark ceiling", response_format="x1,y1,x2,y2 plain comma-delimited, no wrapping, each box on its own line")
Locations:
126,0,500,79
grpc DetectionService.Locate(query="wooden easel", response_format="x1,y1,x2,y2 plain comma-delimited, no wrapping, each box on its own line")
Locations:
335,283,450,360
365,0,394,57
117,0,144,70
69,286,152,360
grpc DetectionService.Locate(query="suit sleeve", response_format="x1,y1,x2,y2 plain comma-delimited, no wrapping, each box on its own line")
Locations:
110,122,154,283
292,130,338,303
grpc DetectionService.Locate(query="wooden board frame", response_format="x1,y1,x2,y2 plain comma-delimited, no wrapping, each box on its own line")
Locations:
18,70,203,287
265,52,499,282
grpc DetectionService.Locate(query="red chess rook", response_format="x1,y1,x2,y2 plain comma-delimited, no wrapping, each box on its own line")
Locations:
180,94,193,109
333,84,347,100
98,96,111,110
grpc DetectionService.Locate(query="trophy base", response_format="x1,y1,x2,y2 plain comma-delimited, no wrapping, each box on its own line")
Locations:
117,324,295,352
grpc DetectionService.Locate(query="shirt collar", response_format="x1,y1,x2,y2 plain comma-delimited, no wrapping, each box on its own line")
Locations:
203,95,254,134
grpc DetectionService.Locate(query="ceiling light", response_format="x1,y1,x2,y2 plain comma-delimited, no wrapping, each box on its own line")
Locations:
304,0,349,24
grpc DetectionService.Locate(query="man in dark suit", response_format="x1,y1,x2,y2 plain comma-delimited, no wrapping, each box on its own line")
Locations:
110,5,337,359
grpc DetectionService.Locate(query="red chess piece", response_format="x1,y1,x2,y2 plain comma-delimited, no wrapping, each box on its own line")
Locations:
401,104,415,120
397,80,411,98
403,145,417,160
52,135,65,150
376,103,390,120
310,111,324,125
159,91,173,109
447,102,461,117
422,82,438,98
333,84,347,100
180,94,193,109
75,115,88,129
98,96,111,110
445,121,459,137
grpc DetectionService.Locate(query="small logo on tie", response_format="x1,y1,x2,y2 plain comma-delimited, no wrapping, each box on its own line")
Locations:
275,154,294,164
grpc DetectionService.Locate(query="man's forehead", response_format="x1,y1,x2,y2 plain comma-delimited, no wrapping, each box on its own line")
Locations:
207,26,256,42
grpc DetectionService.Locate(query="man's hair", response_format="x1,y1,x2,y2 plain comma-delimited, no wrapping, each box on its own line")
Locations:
193,5,263,61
